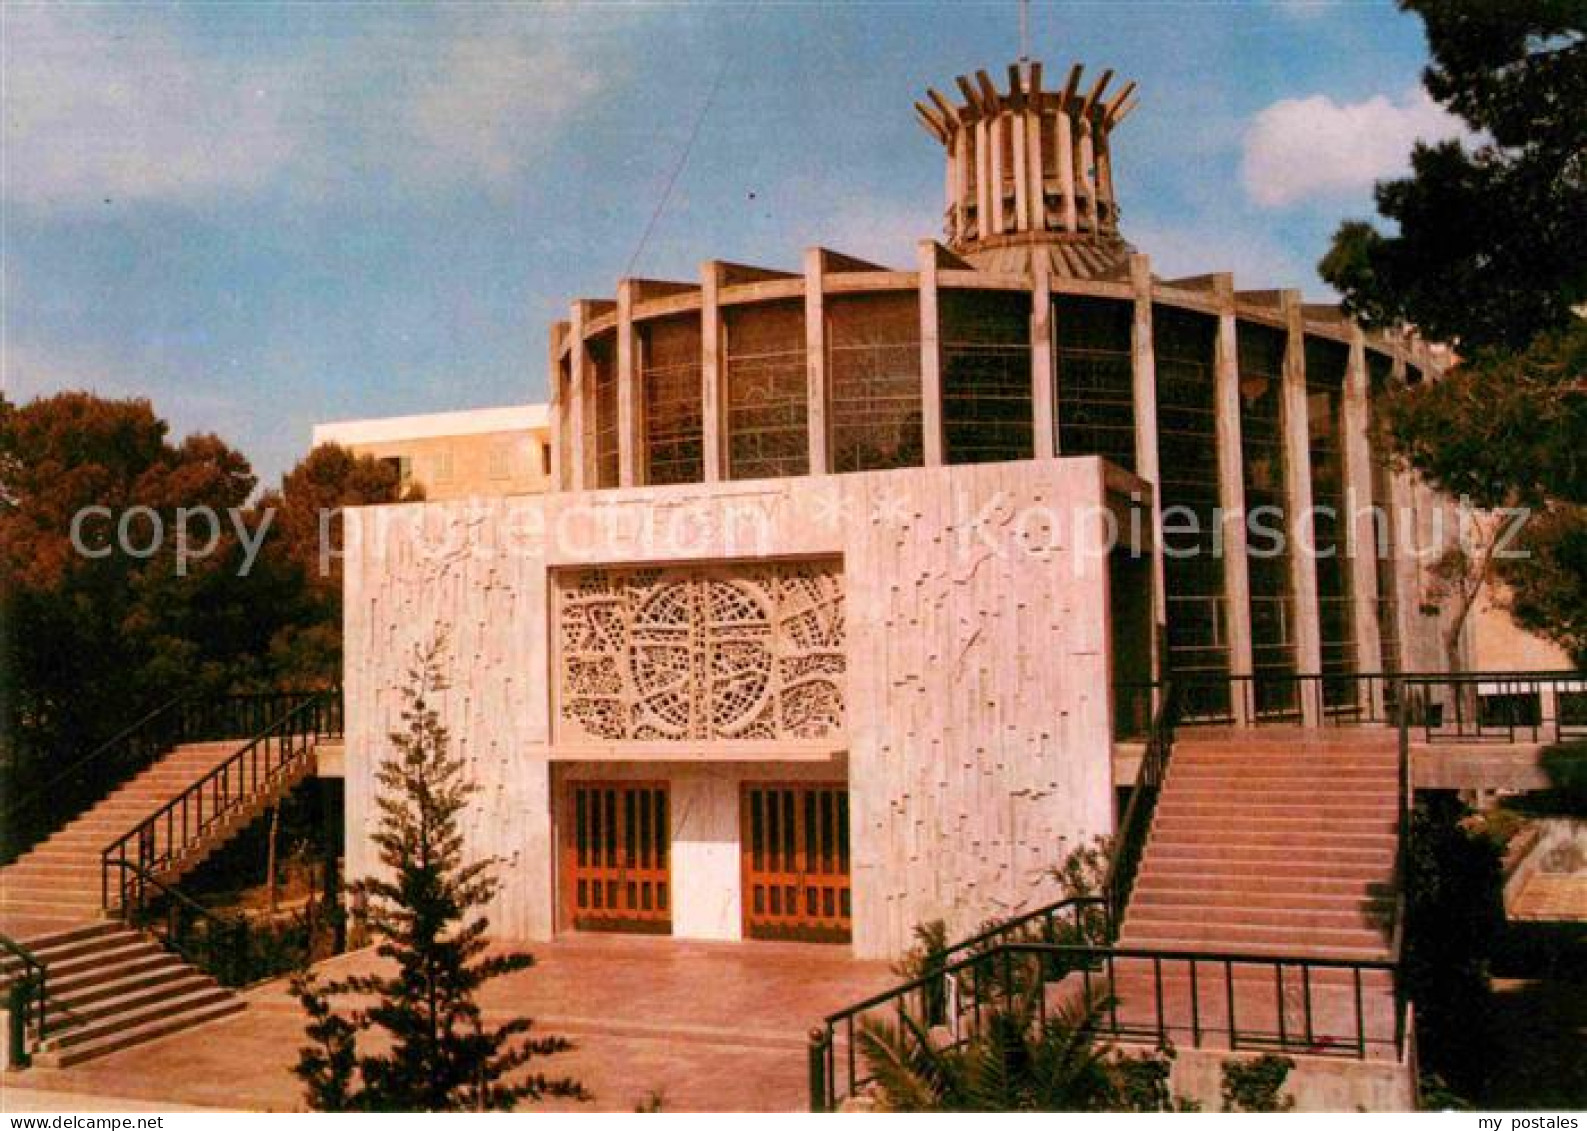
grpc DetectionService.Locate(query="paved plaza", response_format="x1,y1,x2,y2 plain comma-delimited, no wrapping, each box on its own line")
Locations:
1,933,893,1113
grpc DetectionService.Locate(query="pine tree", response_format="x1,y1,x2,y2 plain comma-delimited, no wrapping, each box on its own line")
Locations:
292,636,588,1111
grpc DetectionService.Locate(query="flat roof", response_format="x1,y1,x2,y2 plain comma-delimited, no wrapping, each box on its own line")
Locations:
313,403,549,447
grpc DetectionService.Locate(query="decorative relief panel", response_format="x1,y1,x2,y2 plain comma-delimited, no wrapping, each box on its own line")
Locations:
555,559,844,743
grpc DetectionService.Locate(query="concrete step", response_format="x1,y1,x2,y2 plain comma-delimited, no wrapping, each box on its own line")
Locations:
1126,901,1388,932
1138,839,1393,863
0,898,108,919
1134,873,1384,898
37,991,243,1066
1161,782,1397,801
1132,887,1392,914
1154,800,1396,821
1120,919,1389,956
43,981,233,1050
49,961,200,1012
1146,825,1396,848
49,970,219,1029
0,881,105,903
45,943,176,989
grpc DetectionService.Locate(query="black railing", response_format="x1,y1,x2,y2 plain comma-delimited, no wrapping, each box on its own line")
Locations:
3,689,341,865
1117,671,1404,739
0,933,47,1068
807,897,1110,1111
101,858,333,989
2,694,190,864
1106,682,1178,925
101,693,336,911
807,937,1404,1111
1399,671,1587,745
926,896,1112,990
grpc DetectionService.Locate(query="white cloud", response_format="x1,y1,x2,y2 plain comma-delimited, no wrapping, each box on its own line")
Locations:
405,33,600,189
3,8,298,209
1129,218,1315,294
3,7,624,212
1273,0,1335,19
812,196,937,268
1241,88,1469,208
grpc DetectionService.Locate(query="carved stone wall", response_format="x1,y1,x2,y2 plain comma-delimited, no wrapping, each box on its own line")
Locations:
556,561,844,743
343,457,1139,956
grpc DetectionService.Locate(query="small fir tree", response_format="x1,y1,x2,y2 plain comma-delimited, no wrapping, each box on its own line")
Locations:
292,637,588,1111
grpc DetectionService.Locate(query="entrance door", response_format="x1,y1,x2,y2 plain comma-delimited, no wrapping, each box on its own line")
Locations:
563,782,671,934
741,784,850,942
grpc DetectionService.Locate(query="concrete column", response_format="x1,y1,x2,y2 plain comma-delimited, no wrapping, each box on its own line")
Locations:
975,119,991,238
917,240,945,467
567,302,589,493
1026,110,1045,229
616,280,641,488
1012,109,1030,230
1057,113,1077,233
1078,121,1096,232
1345,327,1386,710
1281,291,1323,722
547,326,566,493
989,114,1007,235
1130,255,1167,643
1031,257,1055,458
804,249,830,475
700,262,724,482
1213,275,1254,722
954,133,971,239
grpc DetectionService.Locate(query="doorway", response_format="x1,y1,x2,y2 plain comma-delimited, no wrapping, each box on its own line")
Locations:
562,781,671,934
741,784,851,943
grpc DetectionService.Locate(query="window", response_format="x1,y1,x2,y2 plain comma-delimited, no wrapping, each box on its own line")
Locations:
380,454,413,486
941,289,1032,465
488,442,512,480
642,316,704,485
826,292,923,472
1056,297,1134,471
725,301,808,480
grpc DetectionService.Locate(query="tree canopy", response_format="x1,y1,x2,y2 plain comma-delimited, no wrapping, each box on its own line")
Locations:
1320,0,1586,667
1320,1,1585,351
0,391,405,771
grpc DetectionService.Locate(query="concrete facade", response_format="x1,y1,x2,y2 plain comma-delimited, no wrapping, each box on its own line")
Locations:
343,458,1143,957
314,404,552,501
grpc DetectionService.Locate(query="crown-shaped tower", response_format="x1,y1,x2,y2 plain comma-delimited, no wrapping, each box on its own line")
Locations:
916,61,1136,276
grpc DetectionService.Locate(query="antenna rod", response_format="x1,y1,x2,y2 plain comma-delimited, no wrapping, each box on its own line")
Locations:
1018,0,1029,63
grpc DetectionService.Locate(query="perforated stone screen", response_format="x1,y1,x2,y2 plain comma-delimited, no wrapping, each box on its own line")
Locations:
554,559,845,744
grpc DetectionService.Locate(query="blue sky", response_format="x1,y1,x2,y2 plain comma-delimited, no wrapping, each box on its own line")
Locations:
5,1,1463,488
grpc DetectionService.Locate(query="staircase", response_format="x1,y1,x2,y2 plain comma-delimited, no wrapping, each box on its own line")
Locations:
1121,727,1400,958
0,741,240,934
0,921,242,1067
1,706,330,1067
1104,725,1403,1055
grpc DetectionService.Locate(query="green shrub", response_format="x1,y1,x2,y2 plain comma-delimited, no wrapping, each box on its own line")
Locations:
1220,1054,1296,1112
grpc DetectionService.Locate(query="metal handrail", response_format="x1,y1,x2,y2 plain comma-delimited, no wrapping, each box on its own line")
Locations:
4,693,190,813
934,895,1110,970
100,693,334,911
1399,670,1586,745
3,689,338,865
102,859,250,987
0,932,47,1066
1117,670,1398,733
808,936,1403,1110
1105,681,1178,925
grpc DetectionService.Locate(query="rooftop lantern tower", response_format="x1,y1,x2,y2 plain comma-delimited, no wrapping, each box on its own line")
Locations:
915,61,1137,278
